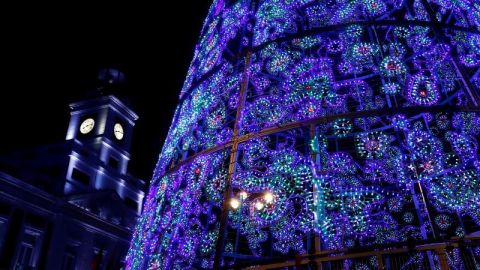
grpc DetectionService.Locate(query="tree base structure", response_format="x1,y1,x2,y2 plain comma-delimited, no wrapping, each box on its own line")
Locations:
125,0,480,269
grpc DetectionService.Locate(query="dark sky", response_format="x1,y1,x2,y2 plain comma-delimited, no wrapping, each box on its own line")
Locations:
0,2,212,180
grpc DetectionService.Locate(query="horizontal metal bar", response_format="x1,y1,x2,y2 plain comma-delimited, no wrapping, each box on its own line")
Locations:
252,19,479,53
162,105,479,177
179,20,479,103
243,236,480,270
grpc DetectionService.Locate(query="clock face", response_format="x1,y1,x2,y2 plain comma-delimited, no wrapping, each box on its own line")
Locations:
79,118,95,134
114,123,124,140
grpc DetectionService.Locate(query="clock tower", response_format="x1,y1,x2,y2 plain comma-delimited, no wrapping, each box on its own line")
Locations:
0,70,146,270
64,94,143,213
66,95,137,171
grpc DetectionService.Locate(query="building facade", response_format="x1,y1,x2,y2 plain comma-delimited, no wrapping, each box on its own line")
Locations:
126,0,480,269
0,95,145,269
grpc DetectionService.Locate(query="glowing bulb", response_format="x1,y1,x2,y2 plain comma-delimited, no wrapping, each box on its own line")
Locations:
239,191,248,200
230,198,240,209
255,201,264,210
264,192,274,203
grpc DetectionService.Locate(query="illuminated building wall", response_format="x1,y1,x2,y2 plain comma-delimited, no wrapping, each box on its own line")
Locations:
0,94,145,269
126,0,480,269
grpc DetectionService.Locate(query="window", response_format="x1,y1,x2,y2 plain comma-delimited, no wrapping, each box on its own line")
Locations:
108,156,119,169
15,231,39,269
15,244,33,268
79,149,90,157
0,201,11,215
71,168,90,185
0,218,7,251
62,243,77,270
125,197,138,211
61,253,75,270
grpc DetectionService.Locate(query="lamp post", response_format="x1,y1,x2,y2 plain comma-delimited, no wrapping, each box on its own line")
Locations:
232,191,248,260
408,163,437,240
408,162,437,270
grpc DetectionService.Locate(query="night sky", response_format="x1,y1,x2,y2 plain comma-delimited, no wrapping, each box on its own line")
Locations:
0,2,212,180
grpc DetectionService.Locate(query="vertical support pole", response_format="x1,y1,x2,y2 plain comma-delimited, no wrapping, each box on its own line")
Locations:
233,198,244,263
213,51,252,269
435,248,451,270
376,254,385,270
409,176,436,269
309,124,322,270
455,211,480,269
450,59,480,107
417,181,436,239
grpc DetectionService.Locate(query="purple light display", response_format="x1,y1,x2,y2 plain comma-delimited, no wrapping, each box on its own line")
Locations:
126,0,480,269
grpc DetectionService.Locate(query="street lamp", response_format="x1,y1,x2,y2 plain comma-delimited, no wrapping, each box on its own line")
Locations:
233,191,248,258
255,201,265,210
264,191,274,204
230,198,240,209
239,191,248,200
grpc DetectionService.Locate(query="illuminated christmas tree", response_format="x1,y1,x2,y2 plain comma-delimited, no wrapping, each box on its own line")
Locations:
126,0,480,269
